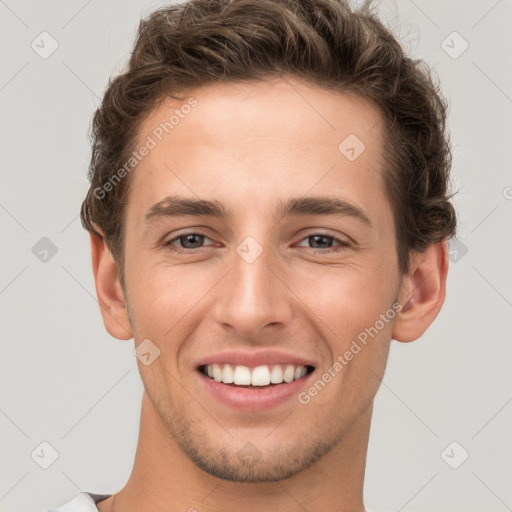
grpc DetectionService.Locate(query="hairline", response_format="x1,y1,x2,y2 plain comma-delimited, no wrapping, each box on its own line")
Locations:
108,78,410,290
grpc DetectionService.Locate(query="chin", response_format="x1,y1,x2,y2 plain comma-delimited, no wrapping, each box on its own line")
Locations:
172,423,336,483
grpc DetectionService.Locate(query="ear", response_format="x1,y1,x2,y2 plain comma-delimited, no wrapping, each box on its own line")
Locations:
392,240,449,343
89,231,133,340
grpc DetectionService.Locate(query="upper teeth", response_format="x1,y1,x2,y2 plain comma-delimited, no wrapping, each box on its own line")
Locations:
204,364,309,386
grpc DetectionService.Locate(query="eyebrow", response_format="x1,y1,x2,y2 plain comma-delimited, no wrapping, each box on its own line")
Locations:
144,194,372,227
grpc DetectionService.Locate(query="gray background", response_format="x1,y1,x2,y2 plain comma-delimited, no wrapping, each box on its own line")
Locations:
1,0,511,511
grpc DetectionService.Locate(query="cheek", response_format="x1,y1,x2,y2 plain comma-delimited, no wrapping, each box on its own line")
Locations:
127,264,209,326
288,257,398,391
299,272,395,412
293,258,398,333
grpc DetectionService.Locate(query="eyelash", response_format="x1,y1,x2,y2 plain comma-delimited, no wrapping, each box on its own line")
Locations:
163,231,351,254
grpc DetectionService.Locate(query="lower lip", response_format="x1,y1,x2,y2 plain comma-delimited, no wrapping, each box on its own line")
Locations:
197,370,315,412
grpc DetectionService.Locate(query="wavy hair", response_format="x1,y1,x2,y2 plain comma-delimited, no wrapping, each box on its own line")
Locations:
80,0,457,280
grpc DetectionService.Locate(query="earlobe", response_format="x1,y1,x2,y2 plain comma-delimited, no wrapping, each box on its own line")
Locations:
392,240,449,343
89,231,133,341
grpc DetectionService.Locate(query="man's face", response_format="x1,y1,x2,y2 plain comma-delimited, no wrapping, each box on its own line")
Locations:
121,76,402,481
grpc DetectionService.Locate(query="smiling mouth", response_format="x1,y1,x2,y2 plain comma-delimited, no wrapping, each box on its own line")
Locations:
199,363,315,388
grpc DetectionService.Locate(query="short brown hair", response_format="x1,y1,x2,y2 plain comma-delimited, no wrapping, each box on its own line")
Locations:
80,0,457,282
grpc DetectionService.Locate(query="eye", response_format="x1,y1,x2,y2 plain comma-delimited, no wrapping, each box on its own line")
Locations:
163,232,215,253
296,233,351,252
163,231,351,254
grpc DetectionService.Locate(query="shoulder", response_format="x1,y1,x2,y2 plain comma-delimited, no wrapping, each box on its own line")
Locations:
45,492,112,512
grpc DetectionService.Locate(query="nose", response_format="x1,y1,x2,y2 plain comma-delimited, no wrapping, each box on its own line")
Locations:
212,240,293,339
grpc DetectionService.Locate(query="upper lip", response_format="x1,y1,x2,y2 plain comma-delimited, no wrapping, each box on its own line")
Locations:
196,349,317,369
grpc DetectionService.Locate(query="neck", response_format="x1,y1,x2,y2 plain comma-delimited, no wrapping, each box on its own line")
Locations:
100,392,372,512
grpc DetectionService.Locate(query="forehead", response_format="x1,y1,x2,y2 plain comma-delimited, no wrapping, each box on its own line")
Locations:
126,76,391,231
139,77,384,152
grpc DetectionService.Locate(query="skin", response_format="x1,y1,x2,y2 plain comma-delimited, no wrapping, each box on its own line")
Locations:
91,75,449,512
